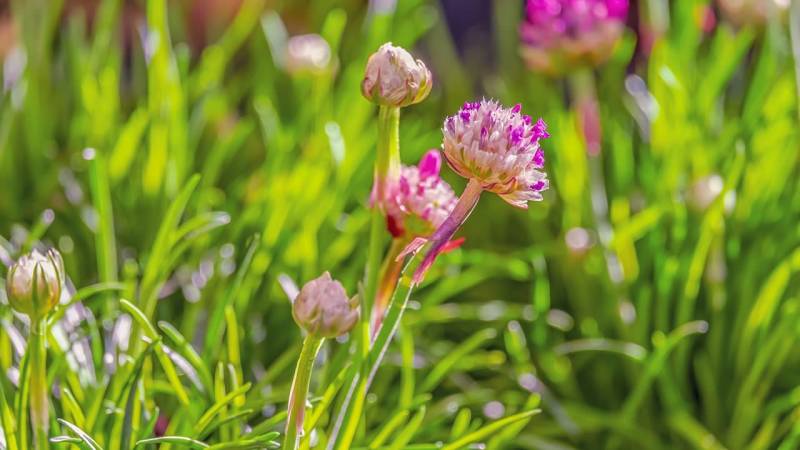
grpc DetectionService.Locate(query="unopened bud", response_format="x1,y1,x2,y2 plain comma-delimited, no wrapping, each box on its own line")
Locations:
292,272,359,338
361,43,432,107
286,34,333,75
6,248,64,319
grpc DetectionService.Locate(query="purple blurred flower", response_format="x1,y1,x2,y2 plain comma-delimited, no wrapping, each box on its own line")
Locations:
520,0,629,74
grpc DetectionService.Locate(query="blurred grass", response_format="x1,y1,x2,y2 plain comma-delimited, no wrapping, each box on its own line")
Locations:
0,0,799,449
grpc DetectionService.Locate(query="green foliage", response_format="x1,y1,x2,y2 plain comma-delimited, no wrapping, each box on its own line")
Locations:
0,0,799,449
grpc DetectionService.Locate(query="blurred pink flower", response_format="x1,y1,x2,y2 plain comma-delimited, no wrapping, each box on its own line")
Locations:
520,0,629,74
380,150,458,239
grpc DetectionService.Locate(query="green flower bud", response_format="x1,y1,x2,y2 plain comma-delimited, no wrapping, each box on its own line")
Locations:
5,248,64,319
292,272,359,338
361,43,432,107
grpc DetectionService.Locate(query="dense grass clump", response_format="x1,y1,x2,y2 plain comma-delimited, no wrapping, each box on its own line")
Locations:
1,0,799,449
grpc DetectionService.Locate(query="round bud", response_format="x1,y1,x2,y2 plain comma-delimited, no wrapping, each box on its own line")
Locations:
5,248,65,319
361,43,432,107
292,272,359,338
286,34,333,75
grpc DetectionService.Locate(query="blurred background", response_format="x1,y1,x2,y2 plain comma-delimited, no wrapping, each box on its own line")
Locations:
1,0,799,448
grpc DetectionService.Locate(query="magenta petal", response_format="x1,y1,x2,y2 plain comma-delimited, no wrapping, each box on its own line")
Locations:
418,150,442,179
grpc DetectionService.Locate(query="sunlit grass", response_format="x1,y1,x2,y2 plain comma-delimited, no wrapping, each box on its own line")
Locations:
0,0,799,449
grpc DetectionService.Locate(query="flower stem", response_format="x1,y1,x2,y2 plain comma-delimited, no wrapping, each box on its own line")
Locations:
29,319,49,450
327,105,400,450
283,335,324,450
374,106,401,203
567,68,601,156
413,178,483,283
365,104,401,328
371,238,407,336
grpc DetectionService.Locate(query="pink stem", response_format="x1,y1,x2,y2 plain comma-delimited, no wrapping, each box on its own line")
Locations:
412,178,483,284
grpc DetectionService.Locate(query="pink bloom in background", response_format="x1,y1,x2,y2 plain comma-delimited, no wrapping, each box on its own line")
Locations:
520,0,629,74
443,100,549,208
382,150,458,239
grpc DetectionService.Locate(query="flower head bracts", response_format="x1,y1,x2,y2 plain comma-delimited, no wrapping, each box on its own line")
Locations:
382,150,458,238
443,100,549,209
520,0,629,74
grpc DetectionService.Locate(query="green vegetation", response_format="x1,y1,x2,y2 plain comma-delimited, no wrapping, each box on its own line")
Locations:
1,0,799,449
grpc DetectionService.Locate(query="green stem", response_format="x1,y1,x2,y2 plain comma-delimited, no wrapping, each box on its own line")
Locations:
29,319,49,450
283,335,324,450
374,106,400,204
366,105,400,317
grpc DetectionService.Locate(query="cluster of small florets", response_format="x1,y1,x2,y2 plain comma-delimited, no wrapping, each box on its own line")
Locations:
383,150,457,238
443,100,549,208
520,0,629,74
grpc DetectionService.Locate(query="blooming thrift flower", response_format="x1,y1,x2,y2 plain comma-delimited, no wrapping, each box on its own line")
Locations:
401,100,550,284
520,0,629,74
442,100,549,208
292,272,359,338
382,150,458,239
6,248,64,319
361,43,432,107
286,34,333,75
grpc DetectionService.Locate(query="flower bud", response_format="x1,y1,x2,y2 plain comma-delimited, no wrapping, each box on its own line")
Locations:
286,34,333,75
5,248,64,319
292,272,359,338
361,43,432,107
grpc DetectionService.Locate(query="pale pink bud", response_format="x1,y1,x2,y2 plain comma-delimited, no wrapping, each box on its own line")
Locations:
292,272,359,338
361,43,432,107
6,248,64,319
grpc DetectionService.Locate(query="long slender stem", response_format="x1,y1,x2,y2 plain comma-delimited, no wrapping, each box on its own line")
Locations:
327,105,400,450
374,106,400,204
413,178,483,283
29,319,49,450
283,335,324,450
370,238,407,336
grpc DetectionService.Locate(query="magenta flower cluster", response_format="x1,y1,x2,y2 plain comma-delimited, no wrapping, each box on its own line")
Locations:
520,0,629,73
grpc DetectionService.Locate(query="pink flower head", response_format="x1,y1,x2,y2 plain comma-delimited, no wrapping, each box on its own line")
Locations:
399,100,551,285
520,0,629,74
382,150,458,238
442,100,549,209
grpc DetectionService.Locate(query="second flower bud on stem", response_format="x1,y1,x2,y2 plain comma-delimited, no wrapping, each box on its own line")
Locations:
284,272,358,450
